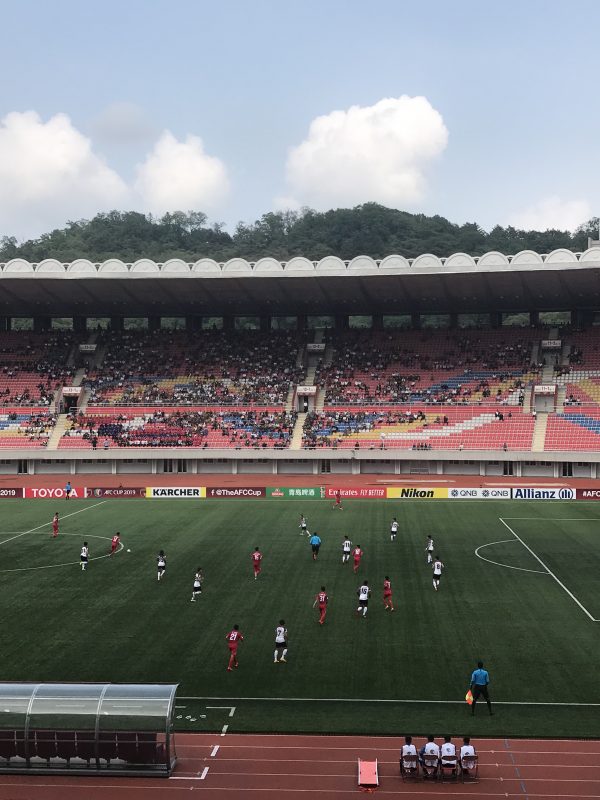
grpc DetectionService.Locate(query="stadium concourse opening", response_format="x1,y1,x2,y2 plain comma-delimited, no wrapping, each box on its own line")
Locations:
0,683,178,776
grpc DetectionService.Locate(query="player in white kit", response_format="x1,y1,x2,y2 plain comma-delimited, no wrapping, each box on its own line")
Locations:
157,550,166,581
342,537,352,563
356,581,371,617
390,517,399,541
432,557,444,591
274,620,288,663
426,535,434,564
80,542,89,571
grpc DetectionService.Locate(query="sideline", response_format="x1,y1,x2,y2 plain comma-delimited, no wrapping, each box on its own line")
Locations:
179,695,600,707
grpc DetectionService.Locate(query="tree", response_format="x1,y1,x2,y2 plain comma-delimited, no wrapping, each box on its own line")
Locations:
0,205,587,263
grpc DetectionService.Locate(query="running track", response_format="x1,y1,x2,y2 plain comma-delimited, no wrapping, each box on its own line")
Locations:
0,734,599,799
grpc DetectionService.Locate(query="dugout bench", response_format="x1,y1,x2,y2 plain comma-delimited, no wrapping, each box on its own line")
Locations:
0,682,178,776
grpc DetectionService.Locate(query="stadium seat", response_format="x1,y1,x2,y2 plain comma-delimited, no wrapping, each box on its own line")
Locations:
135,732,159,764
75,731,96,765
0,730,17,761
422,754,439,780
460,754,479,782
14,731,27,760
399,753,419,780
98,730,118,764
115,731,139,763
34,730,57,764
440,755,459,781
56,731,76,764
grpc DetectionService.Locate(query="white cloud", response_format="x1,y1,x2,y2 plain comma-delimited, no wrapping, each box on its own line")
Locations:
279,96,448,210
135,131,229,215
0,111,129,238
0,111,230,240
508,196,591,231
90,101,156,145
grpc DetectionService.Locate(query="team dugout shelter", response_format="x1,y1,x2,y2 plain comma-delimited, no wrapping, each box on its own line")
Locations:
0,682,178,776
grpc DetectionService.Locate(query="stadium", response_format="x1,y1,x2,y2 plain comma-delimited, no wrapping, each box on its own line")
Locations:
0,241,599,796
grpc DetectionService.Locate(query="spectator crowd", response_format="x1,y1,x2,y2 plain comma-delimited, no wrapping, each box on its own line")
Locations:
63,409,297,449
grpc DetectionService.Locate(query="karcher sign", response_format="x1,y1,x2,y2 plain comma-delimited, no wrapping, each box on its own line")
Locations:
386,487,448,499
145,487,206,498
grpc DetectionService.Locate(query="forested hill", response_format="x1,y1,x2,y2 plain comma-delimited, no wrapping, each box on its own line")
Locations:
1,205,598,263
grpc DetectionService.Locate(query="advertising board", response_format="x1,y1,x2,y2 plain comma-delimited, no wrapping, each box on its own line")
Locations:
145,487,206,498
207,487,266,498
387,487,448,499
266,487,321,499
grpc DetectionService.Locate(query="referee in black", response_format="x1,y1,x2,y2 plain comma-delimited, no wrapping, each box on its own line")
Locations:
470,661,493,716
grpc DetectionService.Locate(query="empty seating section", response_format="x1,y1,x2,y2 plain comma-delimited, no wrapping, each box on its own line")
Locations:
0,729,165,766
556,328,600,406
85,330,305,405
303,407,534,450
0,410,56,448
60,409,297,449
317,329,539,405
0,332,75,405
545,409,600,450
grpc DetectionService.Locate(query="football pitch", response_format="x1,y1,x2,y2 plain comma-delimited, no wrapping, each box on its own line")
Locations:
1,497,599,739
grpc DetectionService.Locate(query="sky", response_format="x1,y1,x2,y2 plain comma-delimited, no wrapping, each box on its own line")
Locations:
0,0,598,240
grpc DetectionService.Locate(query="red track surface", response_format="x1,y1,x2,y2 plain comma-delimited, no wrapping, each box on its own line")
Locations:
0,733,599,799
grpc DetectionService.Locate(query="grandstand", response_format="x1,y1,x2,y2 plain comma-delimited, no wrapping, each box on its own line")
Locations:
0,247,600,476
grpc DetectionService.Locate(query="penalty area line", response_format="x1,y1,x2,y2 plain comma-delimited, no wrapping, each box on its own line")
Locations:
499,517,599,622
179,696,600,707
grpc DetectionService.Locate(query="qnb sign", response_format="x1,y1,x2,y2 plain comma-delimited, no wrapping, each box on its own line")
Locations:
512,487,575,500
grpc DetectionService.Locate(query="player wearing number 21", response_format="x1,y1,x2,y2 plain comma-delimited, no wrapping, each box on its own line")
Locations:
226,625,244,671
314,586,329,625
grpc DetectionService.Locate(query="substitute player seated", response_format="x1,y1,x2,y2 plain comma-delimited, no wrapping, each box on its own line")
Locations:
399,735,418,778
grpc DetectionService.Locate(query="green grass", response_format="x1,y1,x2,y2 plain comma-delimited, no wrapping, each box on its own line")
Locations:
1,498,600,738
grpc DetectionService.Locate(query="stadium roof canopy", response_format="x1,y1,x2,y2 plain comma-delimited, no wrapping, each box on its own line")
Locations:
1,248,599,317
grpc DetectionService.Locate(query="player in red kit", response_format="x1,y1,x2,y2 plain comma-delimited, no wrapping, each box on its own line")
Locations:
314,585,329,625
251,546,262,580
226,624,244,671
51,512,59,538
352,545,363,574
109,532,120,556
383,576,394,611
332,490,343,510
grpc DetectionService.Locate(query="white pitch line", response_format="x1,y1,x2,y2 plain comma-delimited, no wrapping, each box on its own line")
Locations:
474,540,547,574
503,517,600,521
221,724,228,736
0,501,107,547
0,535,123,573
499,517,598,622
179,695,600,707
200,766,209,779
211,745,219,757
